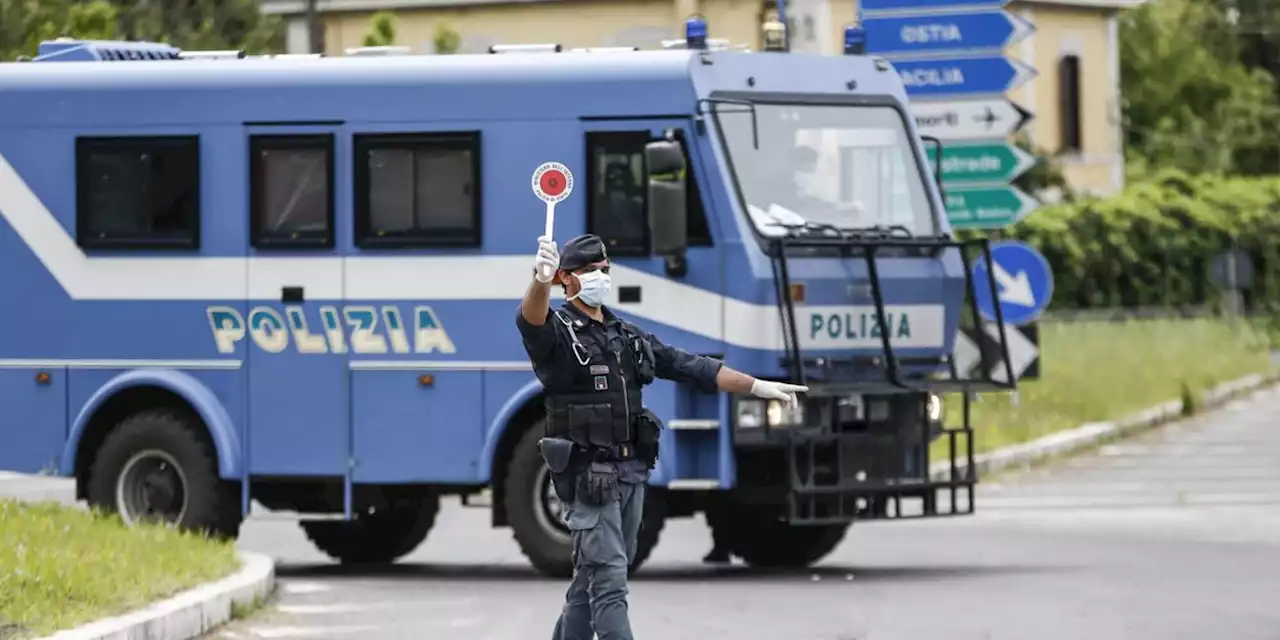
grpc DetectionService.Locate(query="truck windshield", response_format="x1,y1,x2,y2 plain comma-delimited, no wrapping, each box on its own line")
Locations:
715,102,937,237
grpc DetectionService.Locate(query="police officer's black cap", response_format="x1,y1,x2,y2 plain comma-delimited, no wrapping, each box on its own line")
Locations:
558,234,609,272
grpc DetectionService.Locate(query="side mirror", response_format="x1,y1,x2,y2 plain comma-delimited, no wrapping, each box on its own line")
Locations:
644,140,689,259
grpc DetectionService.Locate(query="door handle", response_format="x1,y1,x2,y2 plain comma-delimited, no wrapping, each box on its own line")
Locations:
619,286,641,304
281,286,304,303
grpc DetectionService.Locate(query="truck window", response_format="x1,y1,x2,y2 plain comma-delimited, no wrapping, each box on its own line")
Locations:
75,136,200,249
586,131,711,257
353,131,481,248
250,134,334,248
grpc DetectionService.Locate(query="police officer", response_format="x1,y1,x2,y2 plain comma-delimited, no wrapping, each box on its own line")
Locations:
517,233,808,640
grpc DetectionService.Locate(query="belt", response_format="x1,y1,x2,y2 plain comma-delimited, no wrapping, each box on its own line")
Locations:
589,443,635,462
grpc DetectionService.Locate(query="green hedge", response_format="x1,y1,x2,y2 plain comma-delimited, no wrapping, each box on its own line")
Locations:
960,170,1280,311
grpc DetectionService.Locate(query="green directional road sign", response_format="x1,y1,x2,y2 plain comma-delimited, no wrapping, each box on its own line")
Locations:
943,186,1041,229
926,143,1037,185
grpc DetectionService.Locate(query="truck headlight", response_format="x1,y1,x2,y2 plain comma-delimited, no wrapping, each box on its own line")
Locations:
735,398,804,428
926,393,943,423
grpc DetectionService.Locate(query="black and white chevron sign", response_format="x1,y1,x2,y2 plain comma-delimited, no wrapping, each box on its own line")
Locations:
952,322,1040,382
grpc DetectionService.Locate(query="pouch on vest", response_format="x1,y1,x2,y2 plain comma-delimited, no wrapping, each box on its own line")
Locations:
578,461,620,506
568,403,616,448
538,437,579,503
621,326,656,385
635,409,662,469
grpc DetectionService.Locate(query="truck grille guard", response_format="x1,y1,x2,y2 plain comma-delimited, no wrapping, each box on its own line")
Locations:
752,228,1020,525
767,229,1018,394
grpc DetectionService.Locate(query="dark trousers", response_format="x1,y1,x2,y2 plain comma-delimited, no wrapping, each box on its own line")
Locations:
553,481,646,640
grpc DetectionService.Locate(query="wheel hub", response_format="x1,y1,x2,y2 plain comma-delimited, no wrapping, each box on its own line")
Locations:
532,464,570,544
116,450,189,527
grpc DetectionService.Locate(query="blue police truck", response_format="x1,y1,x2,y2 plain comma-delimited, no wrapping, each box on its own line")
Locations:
0,20,1016,577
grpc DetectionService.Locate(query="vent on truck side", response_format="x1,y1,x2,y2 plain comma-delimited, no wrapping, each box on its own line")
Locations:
32,38,183,62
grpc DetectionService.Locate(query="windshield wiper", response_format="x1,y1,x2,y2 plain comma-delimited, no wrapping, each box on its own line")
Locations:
839,224,914,239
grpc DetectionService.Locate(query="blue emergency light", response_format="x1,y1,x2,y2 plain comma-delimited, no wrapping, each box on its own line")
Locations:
685,15,708,50
843,22,866,55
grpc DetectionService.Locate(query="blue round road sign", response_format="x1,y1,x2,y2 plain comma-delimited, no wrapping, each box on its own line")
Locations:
970,240,1054,326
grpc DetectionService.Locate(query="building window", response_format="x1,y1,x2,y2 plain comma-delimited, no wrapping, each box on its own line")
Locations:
354,132,481,248
250,134,334,248
1058,54,1082,154
586,131,712,257
75,136,200,249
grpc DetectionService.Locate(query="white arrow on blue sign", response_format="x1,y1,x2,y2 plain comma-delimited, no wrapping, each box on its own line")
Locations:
861,0,1010,13
892,55,1038,98
969,241,1054,326
864,10,1035,56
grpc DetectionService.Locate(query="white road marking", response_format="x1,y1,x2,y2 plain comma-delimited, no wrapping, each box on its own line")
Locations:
279,581,333,595
275,604,360,615
248,626,380,638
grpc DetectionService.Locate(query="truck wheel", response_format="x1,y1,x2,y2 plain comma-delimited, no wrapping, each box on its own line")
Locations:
86,408,242,539
505,421,666,578
628,486,666,575
506,422,574,578
709,508,850,568
301,495,439,564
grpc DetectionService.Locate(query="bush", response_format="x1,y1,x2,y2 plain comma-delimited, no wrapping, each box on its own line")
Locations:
962,170,1280,311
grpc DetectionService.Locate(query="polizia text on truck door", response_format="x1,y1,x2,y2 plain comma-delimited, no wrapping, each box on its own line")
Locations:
0,22,1018,577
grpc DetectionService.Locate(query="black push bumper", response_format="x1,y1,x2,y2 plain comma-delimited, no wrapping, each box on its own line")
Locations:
732,231,1019,525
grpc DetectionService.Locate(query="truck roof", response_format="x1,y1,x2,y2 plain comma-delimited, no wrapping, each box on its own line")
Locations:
0,43,907,127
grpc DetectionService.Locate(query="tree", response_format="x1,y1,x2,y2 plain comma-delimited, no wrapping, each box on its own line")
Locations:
117,0,284,54
0,0,284,60
1,0,119,60
433,23,460,54
362,10,396,47
1011,132,1074,201
1120,0,1280,176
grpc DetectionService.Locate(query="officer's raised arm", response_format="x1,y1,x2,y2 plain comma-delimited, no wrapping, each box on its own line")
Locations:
644,331,809,409
519,235,559,327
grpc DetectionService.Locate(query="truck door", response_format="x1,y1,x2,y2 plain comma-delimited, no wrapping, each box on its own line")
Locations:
579,119,723,347
244,127,348,477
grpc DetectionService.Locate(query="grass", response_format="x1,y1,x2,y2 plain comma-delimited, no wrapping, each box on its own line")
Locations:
0,500,241,639
937,317,1275,457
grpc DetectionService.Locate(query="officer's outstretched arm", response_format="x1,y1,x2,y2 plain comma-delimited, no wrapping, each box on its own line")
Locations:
716,366,809,410
714,366,759,394
646,331,807,407
520,235,559,327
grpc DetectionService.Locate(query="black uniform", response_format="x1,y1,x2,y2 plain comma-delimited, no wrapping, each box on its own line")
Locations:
516,233,722,640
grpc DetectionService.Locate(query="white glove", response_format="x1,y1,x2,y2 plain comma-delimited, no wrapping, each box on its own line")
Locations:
749,379,809,409
534,235,559,283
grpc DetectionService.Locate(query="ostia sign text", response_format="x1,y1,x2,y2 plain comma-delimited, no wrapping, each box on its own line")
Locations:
207,305,457,355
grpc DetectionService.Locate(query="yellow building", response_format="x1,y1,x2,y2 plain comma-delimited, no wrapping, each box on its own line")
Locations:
259,0,1142,197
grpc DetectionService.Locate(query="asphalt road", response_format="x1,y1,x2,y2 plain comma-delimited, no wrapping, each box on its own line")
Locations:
4,388,1280,640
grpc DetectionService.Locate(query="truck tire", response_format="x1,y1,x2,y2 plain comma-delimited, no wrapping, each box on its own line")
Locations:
629,486,666,575
86,408,242,539
301,495,439,565
505,421,665,579
709,508,849,568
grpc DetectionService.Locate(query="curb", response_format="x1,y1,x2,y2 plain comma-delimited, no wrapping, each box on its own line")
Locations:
929,371,1277,481
34,551,275,640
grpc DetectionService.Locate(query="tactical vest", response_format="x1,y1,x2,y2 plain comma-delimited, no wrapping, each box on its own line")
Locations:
544,309,654,457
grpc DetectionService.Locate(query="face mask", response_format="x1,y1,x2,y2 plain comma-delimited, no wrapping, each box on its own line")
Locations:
568,269,611,308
